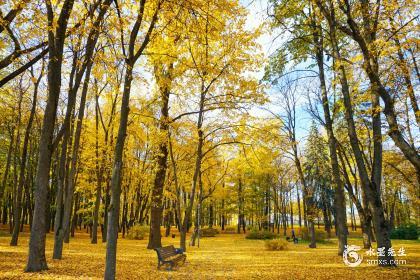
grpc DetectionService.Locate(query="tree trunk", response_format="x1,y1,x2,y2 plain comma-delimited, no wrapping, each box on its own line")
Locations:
178,74,207,252
313,22,347,254
53,114,72,259
319,10,394,265
71,193,79,237
296,184,302,228
61,0,112,249
148,63,172,249
26,0,75,271
12,75,38,246
92,91,103,244
237,178,243,233
104,63,133,279
209,202,214,228
1,127,15,214
53,45,83,258
308,220,316,248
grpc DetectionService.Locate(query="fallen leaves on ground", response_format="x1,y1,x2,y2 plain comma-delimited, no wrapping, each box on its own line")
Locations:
0,230,418,279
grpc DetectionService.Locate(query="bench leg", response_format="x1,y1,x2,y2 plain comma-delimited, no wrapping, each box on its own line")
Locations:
167,262,174,271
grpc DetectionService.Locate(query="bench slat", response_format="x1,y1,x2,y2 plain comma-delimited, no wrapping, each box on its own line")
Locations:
154,245,186,270
156,246,178,260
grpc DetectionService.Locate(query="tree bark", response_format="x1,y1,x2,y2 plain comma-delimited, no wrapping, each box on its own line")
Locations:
105,63,133,279
60,0,112,253
105,4,160,274
148,63,172,249
92,93,103,244
312,20,347,255
26,0,74,271
11,72,40,245
1,126,15,212
179,87,205,252
296,183,302,228
315,4,395,264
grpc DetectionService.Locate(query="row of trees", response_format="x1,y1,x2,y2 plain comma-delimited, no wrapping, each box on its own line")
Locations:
267,0,419,265
1,0,268,278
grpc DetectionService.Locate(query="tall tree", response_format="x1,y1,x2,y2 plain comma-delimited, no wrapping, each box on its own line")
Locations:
104,0,161,278
26,0,75,272
52,0,113,259
314,1,395,265
147,61,174,249
10,64,44,246
310,11,347,255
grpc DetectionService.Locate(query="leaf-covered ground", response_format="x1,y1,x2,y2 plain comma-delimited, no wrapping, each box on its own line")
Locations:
0,230,418,279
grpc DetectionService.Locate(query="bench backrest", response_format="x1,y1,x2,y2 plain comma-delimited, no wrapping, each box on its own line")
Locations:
155,245,177,260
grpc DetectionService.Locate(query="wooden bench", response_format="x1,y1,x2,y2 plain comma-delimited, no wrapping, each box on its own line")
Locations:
154,245,186,270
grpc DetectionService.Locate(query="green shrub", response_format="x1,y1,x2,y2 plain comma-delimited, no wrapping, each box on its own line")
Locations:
246,230,278,240
199,227,219,237
246,225,259,231
223,226,237,234
265,239,289,251
299,227,327,242
390,224,418,240
212,226,222,232
126,225,149,240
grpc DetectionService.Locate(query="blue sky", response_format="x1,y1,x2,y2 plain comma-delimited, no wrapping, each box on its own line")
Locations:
242,0,314,147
